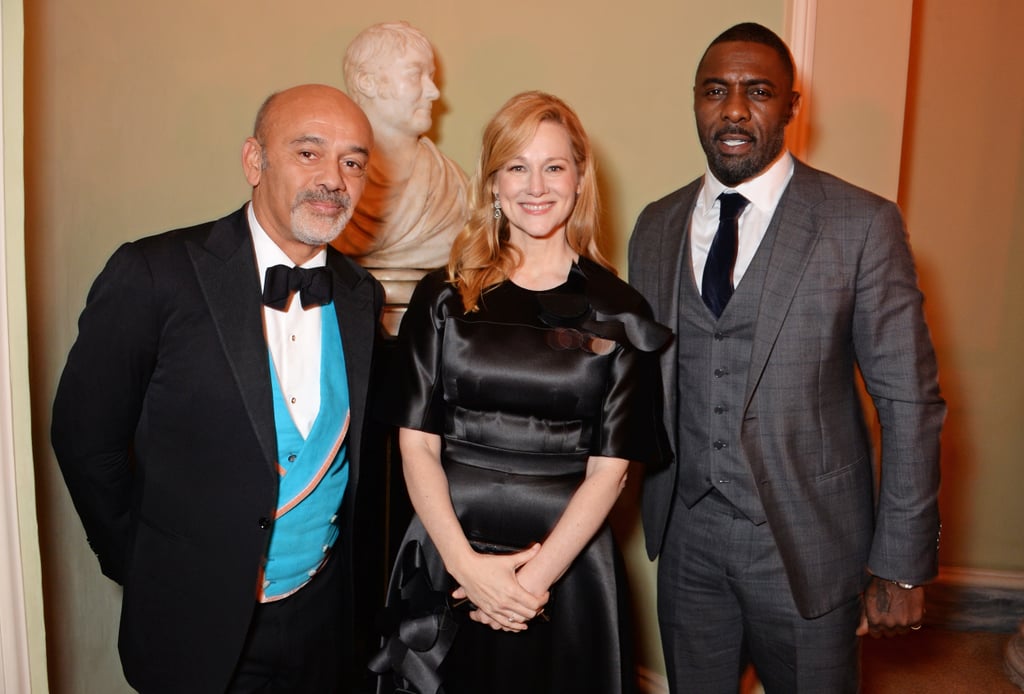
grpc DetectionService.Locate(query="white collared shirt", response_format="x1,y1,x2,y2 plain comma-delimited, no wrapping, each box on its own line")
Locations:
248,203,324,438
690,152,795,290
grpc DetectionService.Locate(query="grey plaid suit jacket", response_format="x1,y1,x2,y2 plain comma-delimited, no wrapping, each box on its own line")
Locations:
628,160,944,618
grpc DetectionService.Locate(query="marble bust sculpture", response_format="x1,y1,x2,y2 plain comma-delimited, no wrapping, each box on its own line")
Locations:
338,23,467,268
336,21,468,333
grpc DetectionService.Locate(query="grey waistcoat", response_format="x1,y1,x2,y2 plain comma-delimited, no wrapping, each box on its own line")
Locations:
675,219,780,524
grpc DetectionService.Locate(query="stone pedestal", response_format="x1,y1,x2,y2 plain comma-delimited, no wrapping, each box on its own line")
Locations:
367,267,430,337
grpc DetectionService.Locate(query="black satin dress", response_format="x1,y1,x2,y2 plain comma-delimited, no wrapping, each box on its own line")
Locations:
374,258,669,694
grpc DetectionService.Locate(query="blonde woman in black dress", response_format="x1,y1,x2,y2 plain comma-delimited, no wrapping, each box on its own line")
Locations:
375,91,669,694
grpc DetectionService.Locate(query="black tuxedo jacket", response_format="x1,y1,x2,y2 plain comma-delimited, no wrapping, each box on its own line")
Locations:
52,205,383,692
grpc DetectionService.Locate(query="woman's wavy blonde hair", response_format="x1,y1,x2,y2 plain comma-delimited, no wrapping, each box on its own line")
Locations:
447,91,612,312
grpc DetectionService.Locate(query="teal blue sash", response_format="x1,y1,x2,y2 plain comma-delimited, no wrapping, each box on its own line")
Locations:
260,302,350,601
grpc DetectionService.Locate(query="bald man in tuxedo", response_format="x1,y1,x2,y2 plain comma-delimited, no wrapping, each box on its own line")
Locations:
53,84,383,693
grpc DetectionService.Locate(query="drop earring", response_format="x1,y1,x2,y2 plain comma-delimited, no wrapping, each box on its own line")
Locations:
493,194,502,219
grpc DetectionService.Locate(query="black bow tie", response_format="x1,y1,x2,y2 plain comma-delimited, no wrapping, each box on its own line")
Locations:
262,264,333,310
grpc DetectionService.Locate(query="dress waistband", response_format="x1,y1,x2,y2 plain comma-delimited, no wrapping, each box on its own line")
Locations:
443,437,588,477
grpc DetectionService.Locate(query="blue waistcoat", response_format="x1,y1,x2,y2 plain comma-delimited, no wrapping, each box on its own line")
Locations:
259,302,350,601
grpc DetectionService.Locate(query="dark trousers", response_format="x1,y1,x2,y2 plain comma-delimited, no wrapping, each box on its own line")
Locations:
657,490,861,694
226,553,348,693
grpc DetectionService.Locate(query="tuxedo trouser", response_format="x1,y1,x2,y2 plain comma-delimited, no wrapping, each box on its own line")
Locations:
657,489,861,694
227,551,348,693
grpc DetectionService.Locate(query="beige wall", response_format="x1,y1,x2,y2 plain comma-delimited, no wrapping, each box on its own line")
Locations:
19,0,1023,691
898,0,1024,571
797,2,914,198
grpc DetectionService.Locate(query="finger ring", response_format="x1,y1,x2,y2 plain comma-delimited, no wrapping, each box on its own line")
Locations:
911,624,922,630
508,616,516,623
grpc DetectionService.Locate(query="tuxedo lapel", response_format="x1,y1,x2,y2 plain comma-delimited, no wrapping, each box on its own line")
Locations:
326,248,377,490
743,162,824,411
187,208,278,470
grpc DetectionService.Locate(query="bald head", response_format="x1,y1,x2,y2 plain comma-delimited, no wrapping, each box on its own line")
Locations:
242,84,373,264
253,84,372,151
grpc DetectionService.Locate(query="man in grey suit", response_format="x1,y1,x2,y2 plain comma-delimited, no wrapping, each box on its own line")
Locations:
628,23,944,693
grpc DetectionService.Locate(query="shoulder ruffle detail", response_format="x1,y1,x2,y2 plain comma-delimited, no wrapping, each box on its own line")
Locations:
537,260,672,353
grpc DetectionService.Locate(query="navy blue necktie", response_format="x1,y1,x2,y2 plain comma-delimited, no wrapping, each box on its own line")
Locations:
702,192,749,318
262,265,332,310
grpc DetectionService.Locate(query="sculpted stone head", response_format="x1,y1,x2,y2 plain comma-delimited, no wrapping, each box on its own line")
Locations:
335,22,468,306
343,22,440,141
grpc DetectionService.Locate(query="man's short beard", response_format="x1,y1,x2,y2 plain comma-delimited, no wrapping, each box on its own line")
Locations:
290,190,353,246
701,126,786,187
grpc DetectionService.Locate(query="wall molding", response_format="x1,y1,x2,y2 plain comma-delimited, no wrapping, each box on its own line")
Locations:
784,0,817,160
927,566,1024,632
0,210,33,693
1,1,43,690
937,566,1024,591
0,2,33,686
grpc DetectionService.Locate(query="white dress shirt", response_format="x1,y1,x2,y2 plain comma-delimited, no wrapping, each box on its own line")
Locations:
248,203,324,438
690,152,795,291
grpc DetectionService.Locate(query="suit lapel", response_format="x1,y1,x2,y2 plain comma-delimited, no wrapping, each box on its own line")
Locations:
187,207,278,470
743,162,824,411
658,184,700,428
326,248,377,491
659,187,698,327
